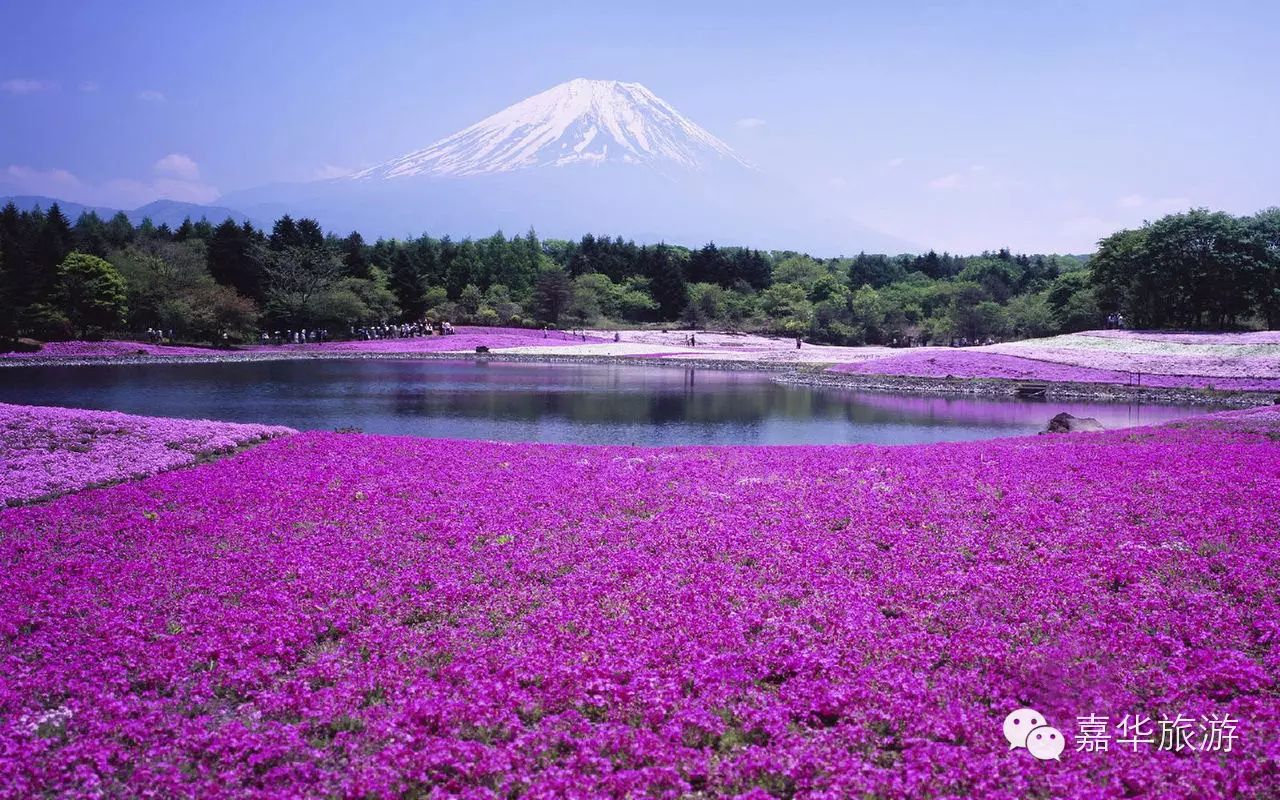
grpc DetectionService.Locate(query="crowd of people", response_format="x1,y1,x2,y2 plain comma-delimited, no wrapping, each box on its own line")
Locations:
349,322,451,340
258,329,332,346
253,321,458,347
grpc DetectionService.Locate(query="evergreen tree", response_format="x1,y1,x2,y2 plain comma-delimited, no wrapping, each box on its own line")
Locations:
645,244,688,320
296,218,326,249
688,242,723,285
208,218,264,299
533,265,572,323
104,212,135,250
389,248,427,320
269,215,300,250
31,203,74,305
72,212,109,257
342,232,370,278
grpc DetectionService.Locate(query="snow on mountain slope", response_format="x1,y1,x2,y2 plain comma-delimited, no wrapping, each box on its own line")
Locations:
352,78,752,179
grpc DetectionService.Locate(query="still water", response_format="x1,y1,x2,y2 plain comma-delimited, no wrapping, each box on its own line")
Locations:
0,359,1205,446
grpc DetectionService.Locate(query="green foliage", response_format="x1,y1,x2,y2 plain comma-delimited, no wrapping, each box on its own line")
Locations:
533,265,573,323
56,252,128,338
1004,292,1058,339
1250,207,1280,328
1092,209,1262,328
759,282,814,334
1,200,1273,346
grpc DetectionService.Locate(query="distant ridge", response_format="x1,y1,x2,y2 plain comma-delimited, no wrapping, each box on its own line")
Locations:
0,195,256,228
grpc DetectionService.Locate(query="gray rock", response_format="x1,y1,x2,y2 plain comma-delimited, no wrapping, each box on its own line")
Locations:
1045,412,1105,433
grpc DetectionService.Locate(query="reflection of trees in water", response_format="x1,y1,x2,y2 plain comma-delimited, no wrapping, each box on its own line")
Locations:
2,361,1203,435
382,370,962,428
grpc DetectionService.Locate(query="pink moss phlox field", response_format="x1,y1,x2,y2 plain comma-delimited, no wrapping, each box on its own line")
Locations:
0,404,294,506
311,327,607,354
1,340,227,359
1082,330,1280,346
829,350,1280,391
988,348,1280,380
2,410,1279,797
0,328,607,361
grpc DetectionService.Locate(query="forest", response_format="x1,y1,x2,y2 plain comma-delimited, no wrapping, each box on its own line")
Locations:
1,201,1277,347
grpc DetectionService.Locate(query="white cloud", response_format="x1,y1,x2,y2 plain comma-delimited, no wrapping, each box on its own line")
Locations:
1154,197,1191,213
3,164,82,192
79,81,99,93
1116,194,1191,214
928,172,964,190
735,117,767,129
136,89,166,102
927,165,998,191
1,78,57,95
1060,215,1119,242
153,153,201,181
2,158,219,208
885,157,905,168
312,164,355,180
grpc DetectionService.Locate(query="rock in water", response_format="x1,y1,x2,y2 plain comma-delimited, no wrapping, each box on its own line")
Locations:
1045,412,1105,433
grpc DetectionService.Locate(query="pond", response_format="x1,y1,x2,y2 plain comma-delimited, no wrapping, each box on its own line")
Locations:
0,359,1207,446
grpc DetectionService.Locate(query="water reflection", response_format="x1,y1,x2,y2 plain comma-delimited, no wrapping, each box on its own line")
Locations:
0,359,1206,446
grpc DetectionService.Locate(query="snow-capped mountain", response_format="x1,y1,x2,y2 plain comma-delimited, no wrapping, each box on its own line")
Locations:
351,78,751,179
223,79,914,254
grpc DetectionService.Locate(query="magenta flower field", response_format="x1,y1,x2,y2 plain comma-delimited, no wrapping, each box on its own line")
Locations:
830,350,1280,391
0,328,606,362
2,407,1278,797
1082,330,1280,346
0,403,293,506
0,340,229,359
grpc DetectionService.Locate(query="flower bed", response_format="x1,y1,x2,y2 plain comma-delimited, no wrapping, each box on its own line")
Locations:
311,327,608,354
1,409,1277,796
0,403,294,506
830,349,1280,391
986,346,1280,379
1080,330,1280,346
0,340,227,359
0,328,606,362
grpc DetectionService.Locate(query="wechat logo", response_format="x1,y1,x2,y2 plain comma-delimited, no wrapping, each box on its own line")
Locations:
1003,708,1065,761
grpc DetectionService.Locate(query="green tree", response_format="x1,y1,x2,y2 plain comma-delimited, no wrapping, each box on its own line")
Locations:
759,282,814,334
1005,292,1057,338
263,245,344,327
533,265,573,323
208,219,264,299
56,252,128,337
1092,211,1258,328
644,244,688,320
681,282,725,327
1250,207,1280,328
342,232,370,278
459,283,484,315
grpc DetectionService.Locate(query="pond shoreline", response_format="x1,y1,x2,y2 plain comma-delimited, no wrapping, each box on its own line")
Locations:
4,347,1275,408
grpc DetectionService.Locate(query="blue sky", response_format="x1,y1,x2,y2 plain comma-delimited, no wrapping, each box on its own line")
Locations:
1,0,1276,253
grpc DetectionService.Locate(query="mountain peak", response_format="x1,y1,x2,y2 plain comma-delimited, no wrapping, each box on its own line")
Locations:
351,78,750,180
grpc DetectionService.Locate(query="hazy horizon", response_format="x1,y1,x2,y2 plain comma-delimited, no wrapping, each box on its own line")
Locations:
2,0,1277,254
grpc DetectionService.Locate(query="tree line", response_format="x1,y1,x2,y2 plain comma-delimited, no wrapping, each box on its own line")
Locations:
1,201,1277,347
